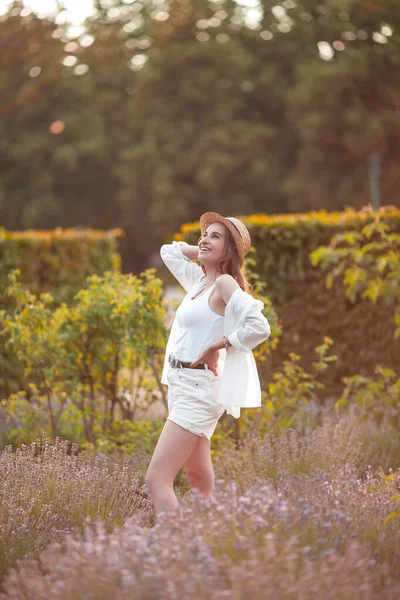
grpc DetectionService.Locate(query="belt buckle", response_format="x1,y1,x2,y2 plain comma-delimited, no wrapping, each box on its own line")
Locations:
169,354,183,370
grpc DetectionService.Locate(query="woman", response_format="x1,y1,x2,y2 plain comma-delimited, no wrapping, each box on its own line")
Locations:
145,212,271,517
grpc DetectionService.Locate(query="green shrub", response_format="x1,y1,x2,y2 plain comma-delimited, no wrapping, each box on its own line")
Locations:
95,418,166,456
310,205,400,338
1,269,167,446
335,366,400,429
176,205,400,397
0,227,123,398
238,337,337,440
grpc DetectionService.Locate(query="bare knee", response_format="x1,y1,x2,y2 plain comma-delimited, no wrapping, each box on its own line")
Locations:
145,470,163,492
187,471,215,495
145,466,176,493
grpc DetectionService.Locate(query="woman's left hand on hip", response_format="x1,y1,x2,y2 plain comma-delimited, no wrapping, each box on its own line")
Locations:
190,345,219,376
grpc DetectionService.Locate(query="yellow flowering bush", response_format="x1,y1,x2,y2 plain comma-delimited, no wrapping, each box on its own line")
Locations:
1,269,167,446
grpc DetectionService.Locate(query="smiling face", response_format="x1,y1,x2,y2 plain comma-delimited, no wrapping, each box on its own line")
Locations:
198,221,226,266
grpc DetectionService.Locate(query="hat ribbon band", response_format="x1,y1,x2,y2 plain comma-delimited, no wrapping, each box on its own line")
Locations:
225,218,243,238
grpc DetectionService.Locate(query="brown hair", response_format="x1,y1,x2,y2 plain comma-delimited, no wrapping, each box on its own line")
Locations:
197,224,252,293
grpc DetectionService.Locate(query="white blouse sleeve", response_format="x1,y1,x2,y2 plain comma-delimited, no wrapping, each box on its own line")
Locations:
160,241,203,293
227,291,271,353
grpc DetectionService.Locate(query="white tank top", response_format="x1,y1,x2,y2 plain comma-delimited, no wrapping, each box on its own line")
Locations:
174,282,224,362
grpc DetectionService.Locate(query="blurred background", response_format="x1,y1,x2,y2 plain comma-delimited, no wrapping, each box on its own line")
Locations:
1,0,399,273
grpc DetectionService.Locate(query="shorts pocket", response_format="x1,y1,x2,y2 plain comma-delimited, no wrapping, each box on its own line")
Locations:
177,369,209,386
174,371,211,405
181,377,203,390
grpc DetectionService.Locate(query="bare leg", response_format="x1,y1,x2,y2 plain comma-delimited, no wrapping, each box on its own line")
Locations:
184,436,215,497
145,420,200,515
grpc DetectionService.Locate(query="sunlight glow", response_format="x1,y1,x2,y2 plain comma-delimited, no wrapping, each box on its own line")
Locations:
0,0,95,24
318,41,334,61
0,0,265,30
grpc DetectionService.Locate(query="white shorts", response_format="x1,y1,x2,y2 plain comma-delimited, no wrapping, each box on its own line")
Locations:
166,366,226,441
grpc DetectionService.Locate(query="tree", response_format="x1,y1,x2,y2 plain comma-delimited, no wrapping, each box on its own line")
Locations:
1,1,399,274
275,0,400,211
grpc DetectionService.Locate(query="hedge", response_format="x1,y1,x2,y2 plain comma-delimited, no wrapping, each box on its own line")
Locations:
0,227,123,306
174,206,400,398
0,227,123,398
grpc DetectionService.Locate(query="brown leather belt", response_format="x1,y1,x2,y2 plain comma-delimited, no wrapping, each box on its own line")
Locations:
168,354,206,370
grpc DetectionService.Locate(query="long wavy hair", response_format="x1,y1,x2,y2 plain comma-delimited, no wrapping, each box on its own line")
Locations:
197,224,252,293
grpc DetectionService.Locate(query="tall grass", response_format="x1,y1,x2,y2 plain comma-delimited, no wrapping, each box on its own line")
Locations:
0,434,154,588
0,408,399,599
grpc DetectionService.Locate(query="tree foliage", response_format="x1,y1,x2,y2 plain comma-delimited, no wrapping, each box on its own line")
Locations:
310,204,400,338
1,1,399,271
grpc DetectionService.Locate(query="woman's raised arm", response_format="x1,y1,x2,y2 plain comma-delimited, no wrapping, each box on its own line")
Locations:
179,243,200,261
160,241,203,293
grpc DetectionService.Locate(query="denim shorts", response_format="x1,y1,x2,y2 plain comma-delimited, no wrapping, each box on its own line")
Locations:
166,366,226,440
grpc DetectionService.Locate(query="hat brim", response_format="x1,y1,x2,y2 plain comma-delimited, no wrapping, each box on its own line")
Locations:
199,212,247,263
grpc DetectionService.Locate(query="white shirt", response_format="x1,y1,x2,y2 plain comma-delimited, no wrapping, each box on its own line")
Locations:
160,241,271,418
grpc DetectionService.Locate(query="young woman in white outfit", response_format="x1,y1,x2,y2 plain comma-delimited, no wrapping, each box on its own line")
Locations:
145,212,271,517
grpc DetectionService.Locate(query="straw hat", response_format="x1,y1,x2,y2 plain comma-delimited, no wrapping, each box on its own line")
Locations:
199,212,252,264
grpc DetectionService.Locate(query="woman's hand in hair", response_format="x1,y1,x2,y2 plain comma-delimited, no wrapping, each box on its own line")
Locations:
178,242,201,261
